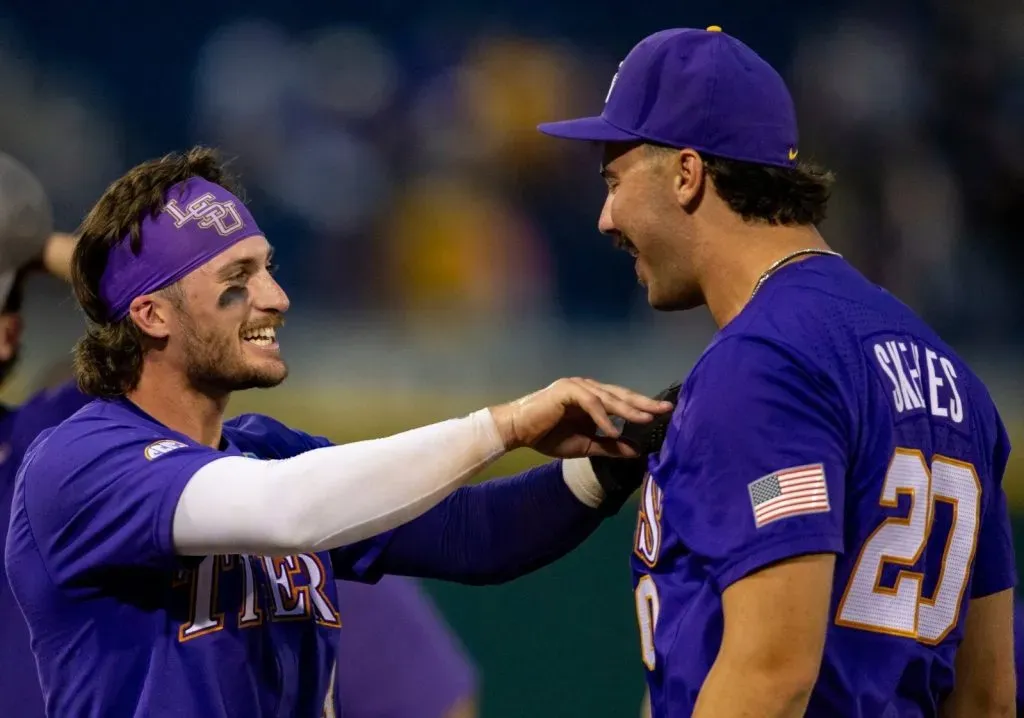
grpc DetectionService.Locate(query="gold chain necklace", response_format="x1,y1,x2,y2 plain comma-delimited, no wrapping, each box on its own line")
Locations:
749,248,842,300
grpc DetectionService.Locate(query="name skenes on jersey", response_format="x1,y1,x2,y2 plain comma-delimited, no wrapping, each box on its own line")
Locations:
632,255,1015,718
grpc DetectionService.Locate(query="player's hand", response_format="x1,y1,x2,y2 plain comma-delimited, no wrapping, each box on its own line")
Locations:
588,381,680,515
488,378,674,458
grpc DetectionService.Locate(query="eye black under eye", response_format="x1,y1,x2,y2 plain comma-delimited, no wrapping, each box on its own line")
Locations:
218,285,249,308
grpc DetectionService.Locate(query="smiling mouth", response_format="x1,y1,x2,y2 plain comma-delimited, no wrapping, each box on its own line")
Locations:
240,326,277,347
613,234,639,258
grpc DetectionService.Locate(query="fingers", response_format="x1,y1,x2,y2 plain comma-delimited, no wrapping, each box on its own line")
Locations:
585,436,641,458
559,378,657,439
576,378,675,416
569,379,669,425
569,385,622,438
588,385,655,424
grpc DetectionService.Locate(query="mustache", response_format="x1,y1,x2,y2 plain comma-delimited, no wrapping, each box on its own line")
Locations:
612,234,638,255
239,316,285,334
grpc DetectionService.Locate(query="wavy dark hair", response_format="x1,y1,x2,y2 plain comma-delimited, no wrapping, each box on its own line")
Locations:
70,146,242,397
647,145,834,226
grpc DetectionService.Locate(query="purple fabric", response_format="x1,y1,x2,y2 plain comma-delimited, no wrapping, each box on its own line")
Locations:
4,401,390,717
99,177,262,319
0,381,92,718
334,577,477,718
637,256,1017,718
374,461,603,585
537,27,800,168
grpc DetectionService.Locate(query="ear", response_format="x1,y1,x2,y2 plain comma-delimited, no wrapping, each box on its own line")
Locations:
673,148,706,211
128,294,174,339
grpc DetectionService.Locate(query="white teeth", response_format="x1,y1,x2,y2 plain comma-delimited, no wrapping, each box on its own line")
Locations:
242,327,276,343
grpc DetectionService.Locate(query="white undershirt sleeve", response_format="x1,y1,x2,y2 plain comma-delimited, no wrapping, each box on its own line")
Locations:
171,409,506,556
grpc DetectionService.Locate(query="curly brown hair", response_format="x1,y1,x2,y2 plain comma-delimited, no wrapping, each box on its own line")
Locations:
71,146,242,398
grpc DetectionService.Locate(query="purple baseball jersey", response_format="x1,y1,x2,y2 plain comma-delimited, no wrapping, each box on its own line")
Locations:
332,576,477,718
0,381,91,718
5,397,393,718
633,255,1016,718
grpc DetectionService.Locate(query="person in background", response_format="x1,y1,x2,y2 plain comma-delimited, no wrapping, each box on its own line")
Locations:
0,152,91,718
334,576,479,718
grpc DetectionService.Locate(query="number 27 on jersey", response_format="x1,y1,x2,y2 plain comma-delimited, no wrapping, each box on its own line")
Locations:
836,449,981,644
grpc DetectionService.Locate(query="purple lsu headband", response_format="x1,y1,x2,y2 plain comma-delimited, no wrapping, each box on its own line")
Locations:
99,177,262,320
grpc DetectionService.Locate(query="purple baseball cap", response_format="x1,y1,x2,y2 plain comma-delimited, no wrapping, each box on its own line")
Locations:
538,27,800,168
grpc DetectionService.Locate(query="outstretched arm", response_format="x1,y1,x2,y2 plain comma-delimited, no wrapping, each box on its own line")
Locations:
172,379,671,557
371,458,613,584
22,377,670,588
370,383,681,585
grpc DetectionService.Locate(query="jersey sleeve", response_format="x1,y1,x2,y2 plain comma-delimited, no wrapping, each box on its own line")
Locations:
226,412,334,458
227,413,396,581
970,416,1017,598
21,421,224,585
662,335,849,591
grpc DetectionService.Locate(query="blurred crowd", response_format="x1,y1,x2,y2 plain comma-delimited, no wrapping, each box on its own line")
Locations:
792,0,1024,345
0,0,1021,343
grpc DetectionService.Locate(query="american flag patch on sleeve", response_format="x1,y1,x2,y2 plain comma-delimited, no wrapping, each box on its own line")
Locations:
747,463,830,528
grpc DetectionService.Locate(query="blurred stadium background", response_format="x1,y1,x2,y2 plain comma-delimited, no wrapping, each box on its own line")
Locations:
1,0,1023,715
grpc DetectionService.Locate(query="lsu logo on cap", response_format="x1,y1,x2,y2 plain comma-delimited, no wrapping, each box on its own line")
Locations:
144,439,188,461
605,61,623,103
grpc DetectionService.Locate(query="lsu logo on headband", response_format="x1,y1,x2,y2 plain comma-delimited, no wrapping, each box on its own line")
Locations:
164,193,244,236
98,176,262,320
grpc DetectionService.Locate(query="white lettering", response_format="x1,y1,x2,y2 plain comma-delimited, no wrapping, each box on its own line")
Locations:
925,349,948,418
177,553,339,642
164,192,243,236
296,554,341,626
179,556,226,641
605,62,623,103
908,343,926,407
874,340,965,424
264,556,309,618
888,342,923,410
633,476,663,567
238,556,263,626
874,343,903,412
898,343,926,408
940,357,964,423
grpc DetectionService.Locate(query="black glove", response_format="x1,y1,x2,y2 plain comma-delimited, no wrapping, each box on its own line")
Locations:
588,381,681,516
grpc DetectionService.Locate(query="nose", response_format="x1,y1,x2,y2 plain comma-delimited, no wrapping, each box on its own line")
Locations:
597,193,616,236
253,272,290,315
